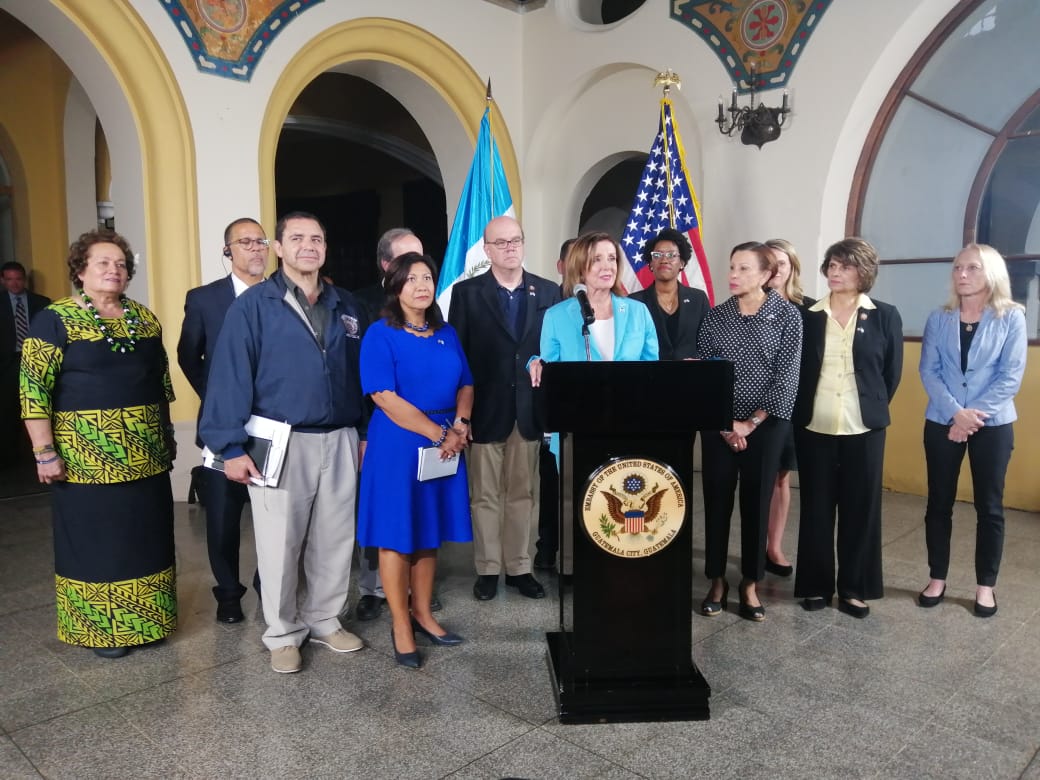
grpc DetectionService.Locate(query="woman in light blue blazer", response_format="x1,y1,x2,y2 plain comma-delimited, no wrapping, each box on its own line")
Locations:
529,232,658,381
918,243,1027,618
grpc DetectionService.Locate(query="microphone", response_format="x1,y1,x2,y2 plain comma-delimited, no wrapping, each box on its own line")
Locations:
573,283,595,327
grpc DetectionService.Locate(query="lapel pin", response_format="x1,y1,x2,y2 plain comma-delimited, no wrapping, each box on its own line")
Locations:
859,312,868,321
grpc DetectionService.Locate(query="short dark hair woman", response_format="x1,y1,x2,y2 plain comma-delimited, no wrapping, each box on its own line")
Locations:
917,244,1026,617
20,229,177,658
793,237,903,619
697,242,802,622
629,228,710,360
357,253,474,668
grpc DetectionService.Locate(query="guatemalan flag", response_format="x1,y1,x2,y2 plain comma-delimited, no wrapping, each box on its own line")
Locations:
435,104,514,313
619,98,714,305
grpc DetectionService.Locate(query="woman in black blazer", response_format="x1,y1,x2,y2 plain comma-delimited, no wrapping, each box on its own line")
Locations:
793,238,903,618
628,228,710,360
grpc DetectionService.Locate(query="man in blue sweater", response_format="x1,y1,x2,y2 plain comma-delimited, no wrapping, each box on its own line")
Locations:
201,211,368,674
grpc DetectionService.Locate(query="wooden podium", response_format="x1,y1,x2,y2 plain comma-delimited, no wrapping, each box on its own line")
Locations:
540,360,733,724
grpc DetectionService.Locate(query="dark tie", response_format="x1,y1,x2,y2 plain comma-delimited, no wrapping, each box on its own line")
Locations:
14,296,29,352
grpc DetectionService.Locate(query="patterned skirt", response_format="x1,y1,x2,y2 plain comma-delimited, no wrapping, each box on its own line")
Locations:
51,472,177,648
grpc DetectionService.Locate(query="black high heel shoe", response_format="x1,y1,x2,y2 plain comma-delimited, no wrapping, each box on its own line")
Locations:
410,617,464,646
700,580,729,616
765,556,793,578
737,579,765,622
390,629,421,669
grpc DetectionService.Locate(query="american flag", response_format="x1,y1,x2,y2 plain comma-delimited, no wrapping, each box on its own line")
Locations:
619,98,714,304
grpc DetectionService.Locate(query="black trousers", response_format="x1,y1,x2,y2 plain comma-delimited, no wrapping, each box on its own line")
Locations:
535,438,559,560
794,427,886,601
702,418,788,582
200,468,251,601
924,420,1014,587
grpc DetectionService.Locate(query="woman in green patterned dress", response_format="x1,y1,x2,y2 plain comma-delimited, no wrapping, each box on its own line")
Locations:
20,230,177,658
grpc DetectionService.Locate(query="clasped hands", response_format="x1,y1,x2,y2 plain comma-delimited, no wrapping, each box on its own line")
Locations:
948,408,988,443
438,424,469,461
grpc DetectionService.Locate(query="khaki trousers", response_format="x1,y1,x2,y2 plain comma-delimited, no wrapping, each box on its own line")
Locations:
468,423,540,576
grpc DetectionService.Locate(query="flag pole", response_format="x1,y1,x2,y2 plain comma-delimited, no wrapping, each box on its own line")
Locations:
486,78,494,216
654,70,682,229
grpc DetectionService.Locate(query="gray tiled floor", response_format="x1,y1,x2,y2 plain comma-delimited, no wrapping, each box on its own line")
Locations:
1,488,1038,779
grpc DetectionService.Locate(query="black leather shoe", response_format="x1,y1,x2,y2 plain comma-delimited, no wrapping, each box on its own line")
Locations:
356,595,386,621
93,646,129,659
918,585,946,608
765,556,794,577
800,596,831,612
533,551,556,571
505,573,546,599
411,617,464,646
838,599,870,619
974,597,997,618
473,575,498,601
390,630,421,669
216,599,245,623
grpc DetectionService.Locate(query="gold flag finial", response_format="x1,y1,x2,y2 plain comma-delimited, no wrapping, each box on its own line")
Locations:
654,69,682,97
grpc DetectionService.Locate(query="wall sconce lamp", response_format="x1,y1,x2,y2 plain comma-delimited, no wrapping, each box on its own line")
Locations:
716,63,790,148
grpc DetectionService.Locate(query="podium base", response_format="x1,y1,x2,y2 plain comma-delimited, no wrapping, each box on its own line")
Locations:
546,631,711,724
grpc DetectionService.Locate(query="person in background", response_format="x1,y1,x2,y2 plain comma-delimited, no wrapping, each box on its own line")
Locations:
793,238,903,619
450,216,560,602
629,228,709,361
761,237,809,578
917,243,1026,618
358,253,473,668
21,230,176,657
177,217,266,624
697,242,802,622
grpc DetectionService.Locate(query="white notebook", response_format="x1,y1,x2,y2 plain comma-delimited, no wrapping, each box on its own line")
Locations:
417,446,460,481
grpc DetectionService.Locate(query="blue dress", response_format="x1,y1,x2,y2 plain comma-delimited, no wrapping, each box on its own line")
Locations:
357,320,474,553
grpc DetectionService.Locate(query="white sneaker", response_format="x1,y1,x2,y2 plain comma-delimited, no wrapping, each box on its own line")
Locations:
309,628,364,654
270,645,302,673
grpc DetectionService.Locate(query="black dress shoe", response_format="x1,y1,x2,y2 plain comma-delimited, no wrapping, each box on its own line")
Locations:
765,556,794,577
390,630,421,669
737,579,765,621
505,573,546,599
800,596,831,612
917,585,946,608
356,595,386,621
533,551,556,571
699,581,729,617
838,599,870,619
92,646,129,659
410,617,464,646
216,599,244,623
974,597,997,618
473,575,498,601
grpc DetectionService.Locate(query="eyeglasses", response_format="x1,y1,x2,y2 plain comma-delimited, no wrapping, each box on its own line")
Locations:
228,238,270,250
487,237,524,250
650,251,680,260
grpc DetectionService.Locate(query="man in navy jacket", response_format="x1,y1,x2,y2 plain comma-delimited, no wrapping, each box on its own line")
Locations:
177,217,266,623
200,212,368,674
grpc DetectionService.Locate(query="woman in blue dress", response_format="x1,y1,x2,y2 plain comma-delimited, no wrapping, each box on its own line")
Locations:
357,253,473,668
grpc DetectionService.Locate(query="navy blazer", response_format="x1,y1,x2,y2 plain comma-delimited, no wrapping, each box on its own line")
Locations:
629,284,709,360
794,296,904,430
177,275,236,445
2,289,50,367
448,269,561,442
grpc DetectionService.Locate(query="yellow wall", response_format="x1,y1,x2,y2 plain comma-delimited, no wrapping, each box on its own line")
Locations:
885,342,1040,512
0,15,71,298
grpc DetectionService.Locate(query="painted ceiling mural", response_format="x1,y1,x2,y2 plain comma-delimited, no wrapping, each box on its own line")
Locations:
671,0,834,93
159,0,324,81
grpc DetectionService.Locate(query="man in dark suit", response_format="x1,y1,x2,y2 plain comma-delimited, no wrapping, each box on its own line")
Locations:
2,261,50,467
177,217,267,623
449,216,561,601
350,227,423,622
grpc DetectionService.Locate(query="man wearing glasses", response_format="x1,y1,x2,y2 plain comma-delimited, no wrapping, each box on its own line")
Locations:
177,217,268,624
449,216,561,601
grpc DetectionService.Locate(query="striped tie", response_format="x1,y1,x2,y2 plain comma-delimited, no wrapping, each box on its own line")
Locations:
14,295,29,352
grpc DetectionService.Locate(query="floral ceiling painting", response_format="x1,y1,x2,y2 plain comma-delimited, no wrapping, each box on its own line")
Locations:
159,0,325,81
671,0,834,93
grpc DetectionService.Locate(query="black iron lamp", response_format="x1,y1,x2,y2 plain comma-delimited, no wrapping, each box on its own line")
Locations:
716,64,790,148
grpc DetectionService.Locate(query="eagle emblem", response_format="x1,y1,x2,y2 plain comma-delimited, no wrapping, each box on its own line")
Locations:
599,473,669,537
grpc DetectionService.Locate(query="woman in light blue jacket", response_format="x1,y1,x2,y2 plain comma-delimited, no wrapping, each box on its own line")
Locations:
917,243,1026,618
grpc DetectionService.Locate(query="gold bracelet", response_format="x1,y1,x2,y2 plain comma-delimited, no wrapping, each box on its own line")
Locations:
32,444,56,454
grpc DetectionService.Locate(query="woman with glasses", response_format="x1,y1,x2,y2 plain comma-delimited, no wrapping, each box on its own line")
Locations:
917,244,1026,618
629,228,710,361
